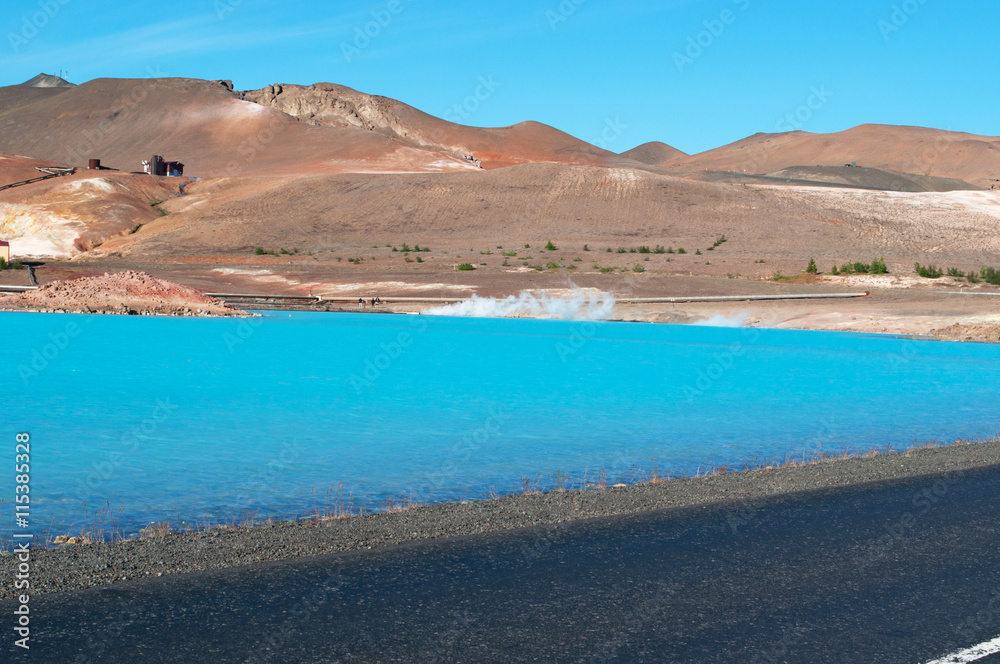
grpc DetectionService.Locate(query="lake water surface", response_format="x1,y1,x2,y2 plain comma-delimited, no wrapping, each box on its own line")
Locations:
2,310,998,541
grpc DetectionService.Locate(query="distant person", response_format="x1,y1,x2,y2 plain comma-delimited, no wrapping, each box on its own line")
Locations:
358,298,364,310
370,297,376,308
376,297,381,307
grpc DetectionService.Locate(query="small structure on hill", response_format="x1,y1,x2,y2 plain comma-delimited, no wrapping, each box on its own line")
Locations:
0,241,10,264
142,155,184,177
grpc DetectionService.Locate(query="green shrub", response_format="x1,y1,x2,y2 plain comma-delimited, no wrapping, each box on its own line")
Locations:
967,270,981,284
502,249,518,257
638,246,650,254
654,245,666,254
546,260,560,270
617,248,627,254
632,264,645,273
545,241,557,251
255,247,265,255
947,267,965,278
583,244,590,251
914,263,943,279
129,224,143,235
871,258,888,274
982,267,1000,285
806,257,818,274
831,265,840,275
695,249,702,255
457,263,475,271
677,248,686,254
401,243,411,253
599,267,615,274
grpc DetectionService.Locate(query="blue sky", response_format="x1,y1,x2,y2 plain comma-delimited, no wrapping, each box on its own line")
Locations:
2,0,995,154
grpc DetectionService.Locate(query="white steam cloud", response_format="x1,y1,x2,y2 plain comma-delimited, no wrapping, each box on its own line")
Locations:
691,312,751,328
424,289,616,321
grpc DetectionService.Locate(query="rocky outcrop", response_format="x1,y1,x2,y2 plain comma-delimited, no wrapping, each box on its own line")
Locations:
0,270,252,317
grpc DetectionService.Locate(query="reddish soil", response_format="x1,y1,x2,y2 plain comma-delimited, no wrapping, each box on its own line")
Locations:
0,270,250,316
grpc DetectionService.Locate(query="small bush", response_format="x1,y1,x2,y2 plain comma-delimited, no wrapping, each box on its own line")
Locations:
401,243,411,253
416,256,423,263
457,263,475,271
583,244,590,251
545,241,557,251
982,267,1000,285
638,246,650,254
806,257,818,274
871,257,888,274
677,248,687,254
599,267,615,274
831,265,840,275
967,270,981,284
255,247,265,255
546,260,560,270
947,267,965,278
502,249,518,257
695,249,702,255
616,248,627,254
606,248,612,253
915,263,943,279
654,245,666,254
633,264,645,273
129,224,143,235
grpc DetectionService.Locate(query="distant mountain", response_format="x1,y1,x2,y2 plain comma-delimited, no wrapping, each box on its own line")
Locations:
0,77,633,177
668,124,1000,188
621,141,687,167
22,73,75,88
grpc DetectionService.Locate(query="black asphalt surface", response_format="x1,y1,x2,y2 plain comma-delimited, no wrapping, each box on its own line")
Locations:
5,465,1000,663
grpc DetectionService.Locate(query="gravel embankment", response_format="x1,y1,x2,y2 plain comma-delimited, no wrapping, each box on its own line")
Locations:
2,440,998,598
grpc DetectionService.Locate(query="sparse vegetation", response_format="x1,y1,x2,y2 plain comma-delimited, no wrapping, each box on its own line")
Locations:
632,264,645,273
838,258,888,275
695,249,702,255
914,263,943,279
129,223,143,235
806,257,818,274
501,249,518,257
583,244,590,251
599,267,615,274
457,262,475,271
545,241,558,251
677,248,687,254
0,258,24,270
831,265,840,275
654,245,667,254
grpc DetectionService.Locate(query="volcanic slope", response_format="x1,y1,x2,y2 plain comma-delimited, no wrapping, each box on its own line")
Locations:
88,163,1000,269
669,124,1000,187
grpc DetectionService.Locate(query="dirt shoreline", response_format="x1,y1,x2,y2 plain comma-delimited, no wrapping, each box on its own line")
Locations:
3,438,998,599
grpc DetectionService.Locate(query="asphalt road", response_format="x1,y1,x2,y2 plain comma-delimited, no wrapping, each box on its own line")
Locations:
5,465,1000,663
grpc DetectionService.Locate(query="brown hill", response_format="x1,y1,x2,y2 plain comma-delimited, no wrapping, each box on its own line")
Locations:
621,142,687,167
671,125,1000,187
0,78,476,177
0,77,631,178
240,82,631,170
86,163,1000,271
22,73,75,88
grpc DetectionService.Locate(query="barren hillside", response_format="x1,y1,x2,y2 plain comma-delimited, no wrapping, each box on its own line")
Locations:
669,124,1000,187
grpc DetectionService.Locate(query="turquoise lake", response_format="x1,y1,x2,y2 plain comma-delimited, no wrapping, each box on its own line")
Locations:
2,310,999,542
